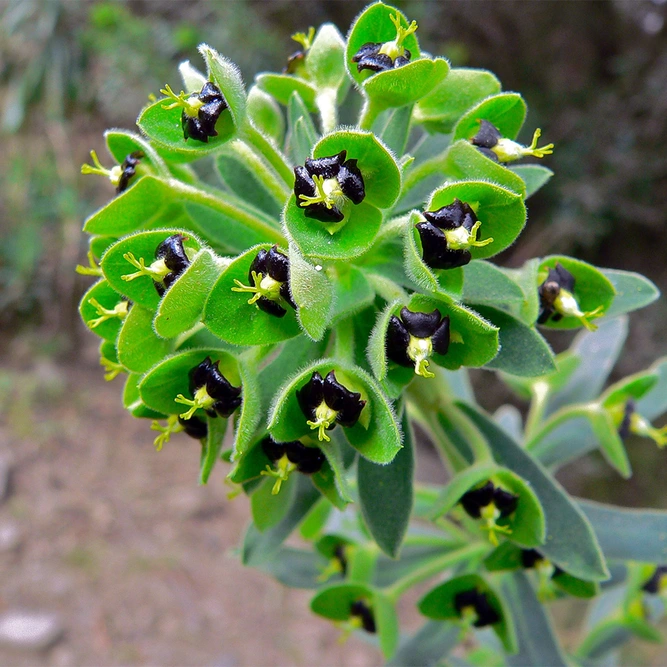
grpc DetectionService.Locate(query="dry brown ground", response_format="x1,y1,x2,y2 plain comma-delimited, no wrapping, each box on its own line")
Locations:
0,335,380,666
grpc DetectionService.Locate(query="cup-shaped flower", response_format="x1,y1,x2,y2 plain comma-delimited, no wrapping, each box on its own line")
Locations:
472,119,554,163
349,600,376,634
122,233,192,297
81,150,145,194
260,436,325,494
352,12,416,74
297,370,366,442
538,262,605,331
179,415,208,440
460,480,519,546
615,398,667,448
316,536,353,581
174,356,242,421
416,199,493,270
454,589,500,628
231,246,296,318
294,150,365,223
643,566,667,595
283,27,314,75
386,306,450,378
161,81,228,143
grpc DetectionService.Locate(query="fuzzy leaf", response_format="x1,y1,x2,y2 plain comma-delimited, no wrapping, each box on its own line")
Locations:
600,268,660,319
376,105,413,156
117,304,172,374
388,622,459,667
251,473,298,531
306,23,348,91
509,164,553,199
105,129,167,177
637,357,667,421
453,93,527,142
287,91,319,166
331,266,375,324
200,414,228,485
79,279,129,342
246,86,285,145
256,73,317,111
462,260,525,307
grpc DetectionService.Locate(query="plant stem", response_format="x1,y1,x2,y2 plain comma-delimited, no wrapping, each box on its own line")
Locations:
241,123,294,186
316,88,338,134
168,179,286,246
525,402,597,452
226,140,290,204
385,541,489,602
524,380,550,441
358,96,383,131
443,401,494,465
333,316,355,364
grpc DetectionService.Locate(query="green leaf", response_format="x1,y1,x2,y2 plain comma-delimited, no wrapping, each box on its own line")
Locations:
442,140,527,198
502,572,569,667
408,294,500,370
310,582,374,620
246,86,285,146
414,68,502,134
427,181,527,261
458,402,609,581
509,164,553,199
122,373,165,420
430,462,501,518
155,249,222,339
242,475,321,565
256,73,316,111
331,266,375,324
637,357,667,421
418,573,516,653
314,130,401,210
600,268,660,319
286,93,318,167
601,371,658,408
268,359,402,465
376,105,413,156
101,230,201,310
537,256,617,330
367,299,401,382
232,357,262,462
579,500,667,563
83,176,175,236
312,444,351,509
305,23,347,91
374,591,400,659
138,348,240,416
203,244,301,345
288,245,335,340
104,129,168,177
472,305,556,377
201,44,247,128
501,350,581,401
388,622,459,667
251,473,298,531
285,195,383,261
358,410,414,557
453,93,527,142
117,305,172,374
462,261,525,307
79,279,128,342
200,414,228,484
254,546,328,588
498,259,540,326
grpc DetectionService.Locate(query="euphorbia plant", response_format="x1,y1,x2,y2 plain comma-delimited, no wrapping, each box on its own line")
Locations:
77,3,667,663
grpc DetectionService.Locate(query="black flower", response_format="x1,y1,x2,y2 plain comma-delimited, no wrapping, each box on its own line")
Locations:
178,415,208,440
615,398,667,447
294,150,365,223
537,262,604,331
117,151,144,194
352,12,417,75
297,370,366,442
121,233,192,296
161,81,228,143
350,600,376,634
174,356,242,420
231,246,296,318
386,307,450,378
460,481,518,545
642,566,667,594
261,437,325,474
283,27,314,75
471,119,554,163
454,589,500,628
415,199,493,270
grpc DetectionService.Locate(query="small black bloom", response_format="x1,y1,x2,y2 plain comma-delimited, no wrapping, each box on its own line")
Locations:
350,600,376,634
178,415,208,440
521,549,564,577
161,81,228,143
116,151,144,194
260,435,325,494
415,199,493,270
537,262,603,331
231,246,296,318
297,370,366,442
618,399,636,440
614,398,667,447
460,481,518,545
294,150,365,223
175,356,242,420
283,27,314,75
352,12,416,75
454,589,500,628
642,566,667,595
386,306,450,378
471,119,554,163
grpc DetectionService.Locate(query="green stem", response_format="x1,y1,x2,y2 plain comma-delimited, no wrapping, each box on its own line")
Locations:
226,139,290,204
385,542,489,602
401,152,448,194
348,544,379,584
524,380,551,441
443,402,494,465
525,402,597,452
168,178,286,246
358,96,383,131
316,88,338,134
333,316,355,364
242,123,294,186
364,273,407,303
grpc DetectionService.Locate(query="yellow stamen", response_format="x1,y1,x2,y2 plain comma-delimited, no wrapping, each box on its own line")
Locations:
553,289,604,331
480,503,513,546
160,83,204,117
175,385,215,421
87,298,129,328
306,402,337,442
100,357,124,381
75,250,103,277
260,454,297,495
379,12,418,60
151,414,183,451
80,150,122,186
291,26,315,51
121,253,170,282
232,271,282,305
443,220,494,252
631,413,667,448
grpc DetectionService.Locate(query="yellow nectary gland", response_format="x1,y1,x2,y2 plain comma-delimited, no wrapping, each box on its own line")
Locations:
553,288,604,331
378,12,418,61
306,401,338,442
174,385,215,421
298,175,344,210
479,502,513,546
407,335,434,378
261,454,297,495
442,220,493,252
232,271,283,305
492,129,554,163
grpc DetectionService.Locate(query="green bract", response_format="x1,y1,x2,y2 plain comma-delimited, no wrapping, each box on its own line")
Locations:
76,3,666,664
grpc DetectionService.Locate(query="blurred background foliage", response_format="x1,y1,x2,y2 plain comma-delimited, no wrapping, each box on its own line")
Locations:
1,0,665,359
